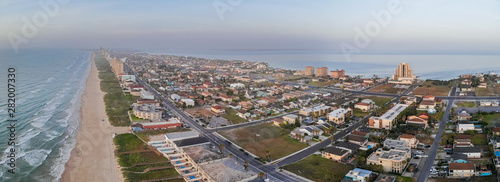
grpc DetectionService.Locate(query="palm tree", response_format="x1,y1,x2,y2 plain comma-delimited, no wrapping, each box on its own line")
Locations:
219,143,225,151
258,172,266,179
244,160,249,171
229,153,233,158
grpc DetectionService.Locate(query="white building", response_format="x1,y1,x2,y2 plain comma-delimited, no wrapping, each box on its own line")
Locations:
368,104,408,130
457,121,475,133
345,168,373,182
170,94,181,101
140,90,155,100
230,83,245,89
181,99,195,107
328,108,353,125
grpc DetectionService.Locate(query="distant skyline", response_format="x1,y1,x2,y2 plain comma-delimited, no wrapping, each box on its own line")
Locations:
1,0,500,53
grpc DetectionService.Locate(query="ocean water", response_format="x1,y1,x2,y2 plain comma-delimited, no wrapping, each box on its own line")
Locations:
0,49,90,181
143,49,500,80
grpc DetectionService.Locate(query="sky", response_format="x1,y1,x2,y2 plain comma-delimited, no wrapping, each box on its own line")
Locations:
1,0,500,53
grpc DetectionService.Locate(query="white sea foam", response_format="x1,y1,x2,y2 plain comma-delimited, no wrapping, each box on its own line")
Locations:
22,149,51,167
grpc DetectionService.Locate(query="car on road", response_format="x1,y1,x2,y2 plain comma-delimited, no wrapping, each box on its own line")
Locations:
225,140,232,145
244,152,249,156
445,155,450,158
239,148,245,152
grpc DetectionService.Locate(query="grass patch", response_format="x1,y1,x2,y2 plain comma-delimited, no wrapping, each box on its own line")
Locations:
114,133,179,181
353,108,369,118
114,133,149,152
476,87,497,96
123,168,180,182
219,123,307,160
472,134,487,145
129,111,145,122
94,53,139,126
221,108,248,124
456,101,475,108
483,113,500,127
412,80,452,96
365,96,393,107
283,154,354,182
396,176,414,182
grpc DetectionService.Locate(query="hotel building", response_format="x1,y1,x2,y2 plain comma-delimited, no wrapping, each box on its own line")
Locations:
389,62,416,84
330,69,345,79
315,67,329,77
305,66,315,76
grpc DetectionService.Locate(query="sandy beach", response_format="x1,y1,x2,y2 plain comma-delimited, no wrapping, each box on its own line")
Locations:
60,53,129,182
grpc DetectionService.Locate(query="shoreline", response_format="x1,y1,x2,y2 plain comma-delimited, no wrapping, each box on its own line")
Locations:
60,52,127,182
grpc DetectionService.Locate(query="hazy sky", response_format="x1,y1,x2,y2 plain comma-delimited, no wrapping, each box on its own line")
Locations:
1,0,500,53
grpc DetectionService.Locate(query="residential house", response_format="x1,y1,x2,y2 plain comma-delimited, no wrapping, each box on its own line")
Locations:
454,147,482,159
457,111,471,121
355,99,376,112
399,134,419,149
490,137,500,148
450,153,469,163
228,103,241,110
374,175,396,182
272,118,286,126
347,134,368,146
384,139,410,149
418,100,436,110
322,147,350,161
170,94,181,101
283,114,299,124
449,163,475,177
299,105,332,117
345,168,373,182
236,110,250,119
180,99,195,107
457,121,475,133
406,115,428,128
328,108,353,125
211,105,225,115
455,135,472,148
239,101,254,110
404,96,417,105
220,95,233,102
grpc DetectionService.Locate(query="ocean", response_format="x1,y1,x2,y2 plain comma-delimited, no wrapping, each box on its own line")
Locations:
143,49,500,80
0,49,90,181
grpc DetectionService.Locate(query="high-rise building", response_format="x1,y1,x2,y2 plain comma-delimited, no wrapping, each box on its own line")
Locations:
109,57,124,75
330,69,345,78
316,67,329,77
389,62,416,84
305,66,314,76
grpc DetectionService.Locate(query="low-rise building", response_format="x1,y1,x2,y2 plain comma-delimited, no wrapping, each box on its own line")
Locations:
133,104,162,121
345,168,372,182
367,147,411,173
399,134,419,149
283,114,299,124
272,118,286,126
140,90,155,100
457,110,471,121
355,99,375,112
211,105,225,115
369,104,408,130
299,105,332,117
140,118,182,130
457,121,475,133
322,147,350,161
181,99,195,107
449,163,475,177
328,108,353,125
455,135,472,148
454,147,482,159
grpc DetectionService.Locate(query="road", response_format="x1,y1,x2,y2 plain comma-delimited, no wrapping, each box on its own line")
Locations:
126,66,302,182
416,81,458,182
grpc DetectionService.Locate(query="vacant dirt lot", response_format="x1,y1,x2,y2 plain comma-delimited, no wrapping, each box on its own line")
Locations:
412,81,451,96
219,123,307,160
185,107,215,118
367,84,406,94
